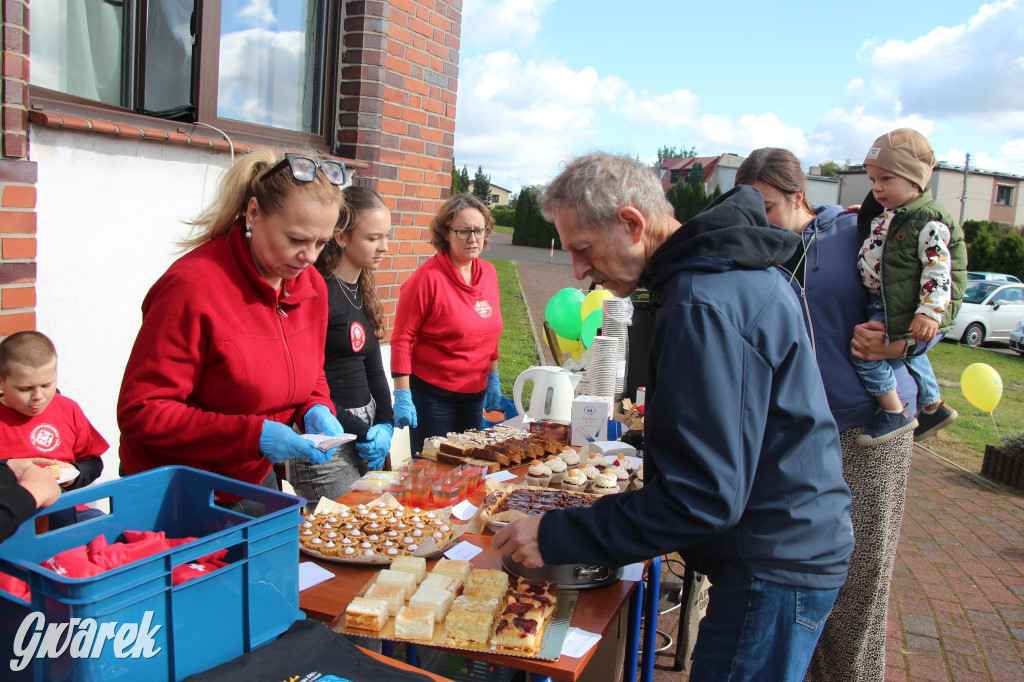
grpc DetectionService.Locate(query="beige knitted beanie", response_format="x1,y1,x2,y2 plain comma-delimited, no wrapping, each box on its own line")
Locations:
863,128,936,191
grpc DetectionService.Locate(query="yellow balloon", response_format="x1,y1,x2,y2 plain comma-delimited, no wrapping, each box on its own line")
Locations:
960,362,1003,413
556,334,581,357
580,289,614,322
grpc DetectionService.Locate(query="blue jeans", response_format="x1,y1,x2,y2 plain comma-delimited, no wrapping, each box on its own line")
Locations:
409,389,484,457
852,293,941,405
689,571,839,682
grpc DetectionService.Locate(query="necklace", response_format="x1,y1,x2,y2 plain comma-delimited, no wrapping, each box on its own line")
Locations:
333,273,363,309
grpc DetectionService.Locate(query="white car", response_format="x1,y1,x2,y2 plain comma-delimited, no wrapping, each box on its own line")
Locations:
1010,319,1024,357
947,282,1024,347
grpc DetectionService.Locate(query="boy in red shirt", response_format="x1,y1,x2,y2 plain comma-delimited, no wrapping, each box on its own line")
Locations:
0,331,107,524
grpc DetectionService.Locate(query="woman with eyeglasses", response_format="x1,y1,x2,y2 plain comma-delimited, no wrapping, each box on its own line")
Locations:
286,186,396,504
117,151,349,514
390,193,509,453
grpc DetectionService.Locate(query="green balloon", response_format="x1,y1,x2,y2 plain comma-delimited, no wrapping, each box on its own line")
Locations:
545,288,585,339
581,309,602,348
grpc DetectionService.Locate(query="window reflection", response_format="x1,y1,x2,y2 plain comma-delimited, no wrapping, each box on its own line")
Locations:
217,0,326,134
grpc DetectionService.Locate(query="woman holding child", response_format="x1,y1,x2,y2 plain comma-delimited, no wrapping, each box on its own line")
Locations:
287,186,396,504
118,151,348,512
736,148,918,681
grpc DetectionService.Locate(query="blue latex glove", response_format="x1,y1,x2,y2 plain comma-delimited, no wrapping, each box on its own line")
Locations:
484,370,506,412
355,423,394,471
303,404,345,437
393,389,417,429
259,421,329,465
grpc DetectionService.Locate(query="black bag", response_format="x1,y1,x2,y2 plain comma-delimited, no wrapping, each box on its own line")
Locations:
185,619,436,682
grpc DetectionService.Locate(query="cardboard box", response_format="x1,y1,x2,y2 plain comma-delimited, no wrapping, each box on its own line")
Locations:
571,395,613,446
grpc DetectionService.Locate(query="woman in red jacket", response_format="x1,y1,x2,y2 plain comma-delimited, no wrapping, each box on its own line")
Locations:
117,151,349,514
390,193,508,455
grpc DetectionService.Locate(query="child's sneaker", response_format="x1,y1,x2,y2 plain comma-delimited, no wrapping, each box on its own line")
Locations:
913,402,958,440
856,405,919,446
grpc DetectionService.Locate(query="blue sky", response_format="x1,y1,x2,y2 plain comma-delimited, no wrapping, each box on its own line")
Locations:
455,0,1024,194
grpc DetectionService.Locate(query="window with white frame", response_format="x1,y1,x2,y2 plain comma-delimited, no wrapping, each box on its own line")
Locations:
996,185,1013,206
31,0,336,142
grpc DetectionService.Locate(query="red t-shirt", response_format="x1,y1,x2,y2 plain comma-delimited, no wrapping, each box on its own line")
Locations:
0,393,108,463
390,253,502,394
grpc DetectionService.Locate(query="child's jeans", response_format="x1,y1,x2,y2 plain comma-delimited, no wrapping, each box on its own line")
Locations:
852,292,942,407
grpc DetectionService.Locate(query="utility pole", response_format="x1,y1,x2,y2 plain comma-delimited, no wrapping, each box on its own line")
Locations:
959,153,970,225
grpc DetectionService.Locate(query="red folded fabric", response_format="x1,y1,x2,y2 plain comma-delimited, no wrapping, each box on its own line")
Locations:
1,530,230,601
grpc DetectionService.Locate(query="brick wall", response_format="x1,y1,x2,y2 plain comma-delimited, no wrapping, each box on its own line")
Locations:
337,0,462,340
0,0,35,335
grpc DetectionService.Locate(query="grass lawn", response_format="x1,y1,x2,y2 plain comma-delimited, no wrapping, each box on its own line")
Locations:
486,258,540,398
492,225,514,235
925,341,1023,472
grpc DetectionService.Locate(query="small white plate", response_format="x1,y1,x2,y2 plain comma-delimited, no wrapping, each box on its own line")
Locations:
485,520,508,533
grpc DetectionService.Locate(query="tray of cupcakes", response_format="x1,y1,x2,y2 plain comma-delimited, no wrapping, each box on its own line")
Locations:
298,494,467,564
333,557,573,660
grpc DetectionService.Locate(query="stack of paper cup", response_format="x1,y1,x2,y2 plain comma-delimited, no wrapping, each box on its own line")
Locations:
601,297,633,402
588,336,619,401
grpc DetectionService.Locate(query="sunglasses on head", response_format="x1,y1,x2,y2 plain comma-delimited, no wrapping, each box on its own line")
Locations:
259,153,348,186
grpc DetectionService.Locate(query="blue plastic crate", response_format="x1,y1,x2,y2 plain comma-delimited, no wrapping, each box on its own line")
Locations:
0,466,304,681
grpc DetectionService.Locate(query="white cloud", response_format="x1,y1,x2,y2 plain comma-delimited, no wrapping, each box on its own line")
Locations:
694,113,817,159
858,0,1024,128
218,29,306,131
461,0,554,48
612,89,700,130
455,51,627,191
944,138,1024,175
813,106,936,166
237,0,278,26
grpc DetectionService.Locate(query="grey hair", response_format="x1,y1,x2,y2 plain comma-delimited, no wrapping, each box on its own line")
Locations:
538,152,673,229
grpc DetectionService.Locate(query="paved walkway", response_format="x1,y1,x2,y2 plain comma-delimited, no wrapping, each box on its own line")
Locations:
490,234,1024,681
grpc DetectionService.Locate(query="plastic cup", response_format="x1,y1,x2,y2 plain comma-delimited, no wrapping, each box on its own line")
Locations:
434,473,461,507
405,473,431,508
458,464,485,497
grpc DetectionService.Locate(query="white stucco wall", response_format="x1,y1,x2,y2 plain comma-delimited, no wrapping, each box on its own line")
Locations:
29,127,407,490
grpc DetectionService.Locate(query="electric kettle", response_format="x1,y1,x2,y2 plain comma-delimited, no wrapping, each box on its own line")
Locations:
513,366,581,424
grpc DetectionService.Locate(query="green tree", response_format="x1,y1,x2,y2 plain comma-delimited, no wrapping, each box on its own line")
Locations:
967,226,999,271
511,186,560,248
666,178,709,224
657,145,696,165
472,166,491,205
818,160,846,177
459,166,471,194
686,161,705,187
991,231,1024,281
962,219,1000,245
490,205,515,227
450,162,462,195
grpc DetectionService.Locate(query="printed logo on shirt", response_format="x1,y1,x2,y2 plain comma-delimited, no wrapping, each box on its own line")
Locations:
350,321,366,353
29,424,60,453
474,298,493,319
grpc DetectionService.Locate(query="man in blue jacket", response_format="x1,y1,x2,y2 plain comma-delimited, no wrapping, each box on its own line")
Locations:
492,152,853,681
